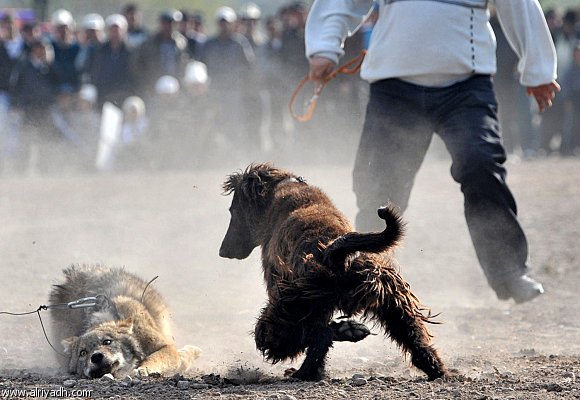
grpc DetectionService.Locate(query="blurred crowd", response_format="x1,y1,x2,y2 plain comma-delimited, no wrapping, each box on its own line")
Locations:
494,7,580,159
0,3,579,176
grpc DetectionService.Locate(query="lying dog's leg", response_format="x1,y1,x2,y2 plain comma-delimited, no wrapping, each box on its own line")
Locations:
289,324,333,381
135,344,181,376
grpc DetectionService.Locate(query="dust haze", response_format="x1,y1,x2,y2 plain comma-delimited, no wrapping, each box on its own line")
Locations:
1,127,579,382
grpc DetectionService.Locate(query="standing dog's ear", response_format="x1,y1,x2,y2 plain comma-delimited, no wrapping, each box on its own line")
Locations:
240,163,291,206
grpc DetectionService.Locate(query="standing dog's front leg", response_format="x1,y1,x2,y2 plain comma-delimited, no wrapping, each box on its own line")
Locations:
289,324,333,381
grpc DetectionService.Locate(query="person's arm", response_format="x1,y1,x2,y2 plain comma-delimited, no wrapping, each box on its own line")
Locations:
495,0,559,111
305,0,374,88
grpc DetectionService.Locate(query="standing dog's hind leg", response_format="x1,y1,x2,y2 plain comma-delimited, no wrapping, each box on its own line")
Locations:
361,271,448,380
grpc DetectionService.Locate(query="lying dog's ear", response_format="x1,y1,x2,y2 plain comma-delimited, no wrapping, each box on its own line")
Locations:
61,336,78,355
116,318,134,334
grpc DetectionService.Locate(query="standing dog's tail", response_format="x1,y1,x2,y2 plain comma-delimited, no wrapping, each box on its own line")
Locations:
323,205,404,269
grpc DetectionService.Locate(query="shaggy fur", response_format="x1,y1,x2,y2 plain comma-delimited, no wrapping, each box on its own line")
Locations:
220,163,448,381
49,265,201,378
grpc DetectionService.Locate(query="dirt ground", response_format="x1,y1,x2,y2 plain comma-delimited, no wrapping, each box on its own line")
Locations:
0,155,579,399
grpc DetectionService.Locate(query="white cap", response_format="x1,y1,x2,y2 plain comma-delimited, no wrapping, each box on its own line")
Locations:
122,96,146,118
155,75,180,95
215,6,237,23
184,61,208,85
82,13,104,30
105,14,128,31
239,3,261,20
79,84,98,103
51,9,74,27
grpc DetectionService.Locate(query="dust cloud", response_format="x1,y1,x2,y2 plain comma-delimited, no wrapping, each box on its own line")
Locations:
1,118,579,381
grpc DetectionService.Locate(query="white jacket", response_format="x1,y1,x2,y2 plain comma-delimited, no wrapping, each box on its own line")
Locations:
305,0,557,87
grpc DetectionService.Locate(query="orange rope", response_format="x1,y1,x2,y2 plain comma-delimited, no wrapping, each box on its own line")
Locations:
289,50,367,122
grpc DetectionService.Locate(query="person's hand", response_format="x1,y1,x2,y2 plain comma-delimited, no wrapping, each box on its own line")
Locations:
308,56,337,94
526,81,561,112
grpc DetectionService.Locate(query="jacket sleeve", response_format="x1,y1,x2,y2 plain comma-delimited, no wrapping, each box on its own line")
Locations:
494,0,557,86
305,0,374,63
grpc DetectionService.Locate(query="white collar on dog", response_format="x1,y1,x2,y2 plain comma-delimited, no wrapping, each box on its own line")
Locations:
282,176,306,185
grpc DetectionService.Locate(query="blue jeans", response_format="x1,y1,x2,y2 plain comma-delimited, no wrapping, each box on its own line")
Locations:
353,75,529,293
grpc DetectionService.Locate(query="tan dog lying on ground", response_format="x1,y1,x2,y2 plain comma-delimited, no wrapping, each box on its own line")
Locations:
49,265,201,378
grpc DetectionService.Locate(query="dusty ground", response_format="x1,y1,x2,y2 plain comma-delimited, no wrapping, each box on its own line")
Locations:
0,155,579,399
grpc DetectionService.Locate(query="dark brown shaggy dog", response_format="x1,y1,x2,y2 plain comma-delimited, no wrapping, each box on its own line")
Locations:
219,163,448,381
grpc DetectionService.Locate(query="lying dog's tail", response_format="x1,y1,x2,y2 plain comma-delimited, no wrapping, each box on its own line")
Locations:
324,205,404,269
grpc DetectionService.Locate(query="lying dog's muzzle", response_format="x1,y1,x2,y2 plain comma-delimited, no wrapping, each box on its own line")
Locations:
87,352,118,378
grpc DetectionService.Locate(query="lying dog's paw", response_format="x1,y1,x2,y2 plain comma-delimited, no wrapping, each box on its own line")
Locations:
330,320,372,342
134,367,149,377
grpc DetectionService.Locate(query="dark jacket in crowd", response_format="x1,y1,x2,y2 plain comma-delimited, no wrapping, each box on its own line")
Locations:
91,41,134,107
134,31,188,94
51,39,81,92
0,40,15,92
200,33,254,91
9,56,59,123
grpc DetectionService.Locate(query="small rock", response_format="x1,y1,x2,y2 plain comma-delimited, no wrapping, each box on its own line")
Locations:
316,380,329,386
191,383,210,389
132,377,141,386
352,373,365,380
62,379,76,388
432,377,444,384
351,377,367,386
177,380,190,390
563,371,576,382
546,383,563,392
101,373,115,382
279,395,297,400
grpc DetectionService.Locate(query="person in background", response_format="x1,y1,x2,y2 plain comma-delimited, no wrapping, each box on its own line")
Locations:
91,14,134,108
9,39,59,173
76,13,105,83
19,21,41,56
199,6,255,156
134,9,188,97
561,41,580,156
122,3,148,49
190,11,207,50
0,13,20,174
540,10,579,155
306,0,559,304
50,9,81,93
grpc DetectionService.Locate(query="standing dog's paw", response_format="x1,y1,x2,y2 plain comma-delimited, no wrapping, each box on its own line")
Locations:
330,320,373,342
286,367,324,381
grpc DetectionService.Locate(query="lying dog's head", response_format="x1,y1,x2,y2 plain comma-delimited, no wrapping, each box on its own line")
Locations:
220,163,296,259
62,319,144,378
